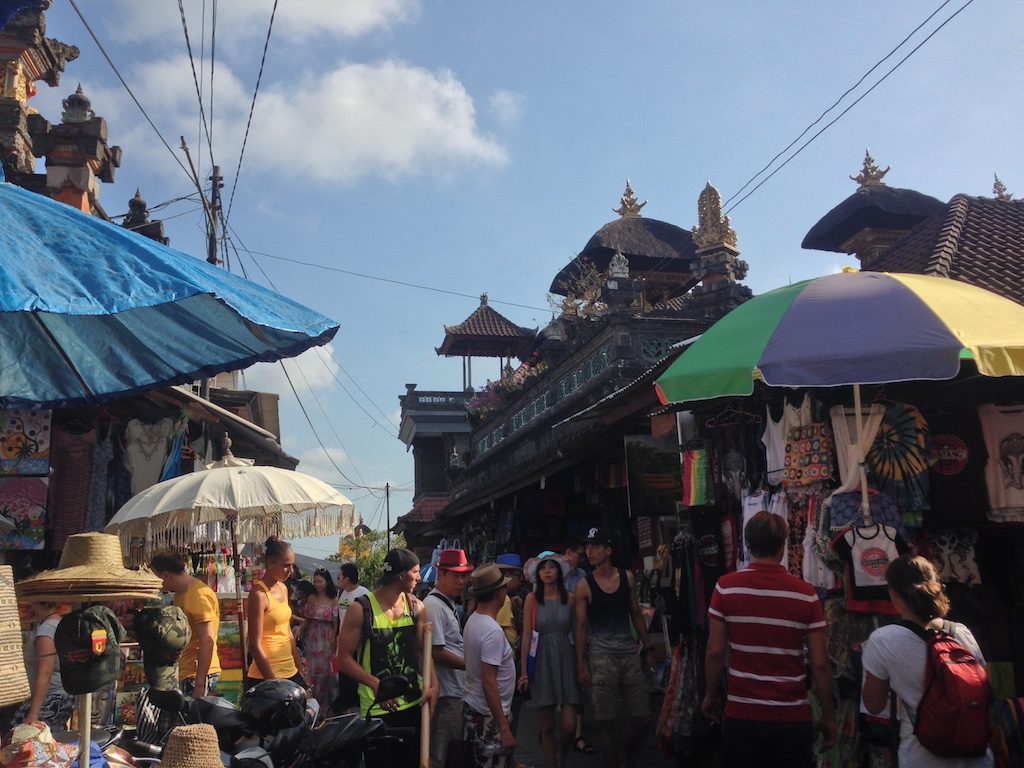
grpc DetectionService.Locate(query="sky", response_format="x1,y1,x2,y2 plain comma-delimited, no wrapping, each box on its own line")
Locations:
31,0,1024,558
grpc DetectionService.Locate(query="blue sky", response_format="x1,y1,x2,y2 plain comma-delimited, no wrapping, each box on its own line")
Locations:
33,1,1023,557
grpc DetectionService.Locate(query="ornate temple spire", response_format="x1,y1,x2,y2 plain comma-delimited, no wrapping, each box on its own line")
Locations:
692,181,737,251
850,149,890,188
613,179,646,218
479,293,488,306
61,83,93,123
993,173,1012,202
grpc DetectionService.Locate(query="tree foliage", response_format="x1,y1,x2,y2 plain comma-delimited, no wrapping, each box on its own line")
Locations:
329,529,408,588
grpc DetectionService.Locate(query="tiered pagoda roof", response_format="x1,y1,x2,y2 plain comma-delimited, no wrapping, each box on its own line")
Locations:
435,294,536,359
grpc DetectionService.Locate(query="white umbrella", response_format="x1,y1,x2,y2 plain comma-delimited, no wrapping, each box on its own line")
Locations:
105,465,356,668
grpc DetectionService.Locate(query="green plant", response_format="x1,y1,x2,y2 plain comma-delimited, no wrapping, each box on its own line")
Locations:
330,529,408,588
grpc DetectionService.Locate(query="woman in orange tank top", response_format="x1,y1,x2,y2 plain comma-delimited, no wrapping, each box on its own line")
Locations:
245,536,308,690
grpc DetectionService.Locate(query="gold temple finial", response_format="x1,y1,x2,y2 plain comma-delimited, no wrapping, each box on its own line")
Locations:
850,149,890,188
993,173,1012,202
692,181,737,250
613,179,647,218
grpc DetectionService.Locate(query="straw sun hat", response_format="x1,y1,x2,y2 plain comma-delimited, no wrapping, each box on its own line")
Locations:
0,565,31,707
159,724,222,768
15,532,163,603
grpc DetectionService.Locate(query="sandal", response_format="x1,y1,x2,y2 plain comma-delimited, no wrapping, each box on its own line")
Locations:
573,737,596,754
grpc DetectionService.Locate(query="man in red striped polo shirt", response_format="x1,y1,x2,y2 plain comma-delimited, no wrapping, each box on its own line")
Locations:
701,511,836,767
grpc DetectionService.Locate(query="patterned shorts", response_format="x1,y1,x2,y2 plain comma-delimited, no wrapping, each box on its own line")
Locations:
589,653,651,721
12,692,75,732
462,702,513,768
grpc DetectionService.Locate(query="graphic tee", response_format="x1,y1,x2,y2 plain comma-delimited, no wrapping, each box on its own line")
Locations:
977,404,1024,522
925,411,988,524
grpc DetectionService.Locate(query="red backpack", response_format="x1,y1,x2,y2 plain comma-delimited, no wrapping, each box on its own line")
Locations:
900,620,991,758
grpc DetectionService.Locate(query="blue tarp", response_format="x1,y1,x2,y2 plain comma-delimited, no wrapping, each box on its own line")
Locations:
0,180,339,408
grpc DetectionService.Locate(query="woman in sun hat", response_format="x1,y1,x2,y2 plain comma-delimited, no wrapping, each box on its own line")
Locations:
518,552,580,768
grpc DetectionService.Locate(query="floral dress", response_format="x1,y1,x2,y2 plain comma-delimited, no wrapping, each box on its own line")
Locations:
302,600,339,713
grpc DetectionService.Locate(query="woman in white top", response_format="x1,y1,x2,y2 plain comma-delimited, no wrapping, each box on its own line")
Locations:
861,555,992,768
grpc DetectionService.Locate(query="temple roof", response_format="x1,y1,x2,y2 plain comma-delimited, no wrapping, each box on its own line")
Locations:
866,195,1024,305
550,216,697,294
436,294,536,358
801,184,945,252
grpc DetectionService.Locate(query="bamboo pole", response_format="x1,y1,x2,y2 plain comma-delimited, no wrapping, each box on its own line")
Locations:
420,620,433,768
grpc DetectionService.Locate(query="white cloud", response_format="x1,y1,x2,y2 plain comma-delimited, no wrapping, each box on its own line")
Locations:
248,60,508,182
243,343,341,393
488,90,525,128
71,55,506,186
106,0,419,46
292,445,352,486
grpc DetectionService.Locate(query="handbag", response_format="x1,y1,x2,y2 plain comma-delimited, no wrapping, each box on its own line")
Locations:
526,604,539,679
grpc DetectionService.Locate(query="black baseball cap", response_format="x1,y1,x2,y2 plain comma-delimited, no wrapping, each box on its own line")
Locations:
380,548,419,585
584,526,613,546
54,606,126,695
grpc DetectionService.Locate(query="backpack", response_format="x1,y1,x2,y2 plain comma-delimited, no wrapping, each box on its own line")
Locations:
900,620,991,758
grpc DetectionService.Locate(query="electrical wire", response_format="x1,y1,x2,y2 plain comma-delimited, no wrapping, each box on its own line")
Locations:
209,0,218,161
224,0,279,227
312,349,399,437
108,192,201,220
67,0,192,181
724,0,976,215
231,242,552,313
316,346,401,431
177,0,215,169
723,0,957,208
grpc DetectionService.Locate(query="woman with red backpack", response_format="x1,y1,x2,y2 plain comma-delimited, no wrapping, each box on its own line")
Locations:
862,555,992,767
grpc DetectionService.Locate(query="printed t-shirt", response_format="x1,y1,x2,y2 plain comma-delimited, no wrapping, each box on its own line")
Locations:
977,404,1024,522
174,578,222,680
708,562,826,722
925,411,988,524
338,585,369,623
463,612,515,717
424,590,465,698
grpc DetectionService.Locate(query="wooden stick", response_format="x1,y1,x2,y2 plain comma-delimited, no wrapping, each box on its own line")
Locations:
420,620,433,768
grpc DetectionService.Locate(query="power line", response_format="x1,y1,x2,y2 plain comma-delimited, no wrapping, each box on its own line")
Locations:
317,346,401,432
724,0,976,214
67,0,192,182
224,0,279,227
177,0,215,169
723,0,956,208
233,243,551,313
312,349,399,437
209,0,218,163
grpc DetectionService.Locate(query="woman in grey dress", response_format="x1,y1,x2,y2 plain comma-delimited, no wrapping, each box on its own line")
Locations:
518,553,580,768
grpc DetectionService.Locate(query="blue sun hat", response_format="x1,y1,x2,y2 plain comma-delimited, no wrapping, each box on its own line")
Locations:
495,553,522,571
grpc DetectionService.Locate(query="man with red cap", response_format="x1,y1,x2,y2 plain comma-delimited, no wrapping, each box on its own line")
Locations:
425,549,474,768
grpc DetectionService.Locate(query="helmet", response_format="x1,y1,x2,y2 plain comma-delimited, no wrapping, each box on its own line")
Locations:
240,679,306,734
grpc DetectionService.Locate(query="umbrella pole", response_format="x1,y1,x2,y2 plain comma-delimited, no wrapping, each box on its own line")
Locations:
229,517,248,673
420,620,433,768
79,691,92,765
853,384,874,526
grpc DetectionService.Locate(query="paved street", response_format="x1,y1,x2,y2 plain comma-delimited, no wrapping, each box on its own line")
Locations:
513,693,721,768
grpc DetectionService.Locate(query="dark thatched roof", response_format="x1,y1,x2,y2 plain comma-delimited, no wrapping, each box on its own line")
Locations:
866,195,1024,305
550,216,697,295
802,185,945,252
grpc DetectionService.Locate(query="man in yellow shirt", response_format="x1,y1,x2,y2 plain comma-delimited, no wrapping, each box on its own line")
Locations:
150,552,221,697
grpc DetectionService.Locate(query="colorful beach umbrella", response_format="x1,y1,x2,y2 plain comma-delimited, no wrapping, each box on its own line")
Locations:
655,270,1024,528
655,271,1024,406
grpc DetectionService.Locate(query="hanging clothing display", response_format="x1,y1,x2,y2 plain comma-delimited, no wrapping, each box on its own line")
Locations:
978,404,1024,523
762,395,813,485
681,448,712,506
85,430,114,531
49,425,95,549
826,489,906,540
783,423,833,488
737,489,788,569
801,495,835,590
124,417,174,496
867,403,930,513
832,524,909,615
828,403,885,493
924,410,989,524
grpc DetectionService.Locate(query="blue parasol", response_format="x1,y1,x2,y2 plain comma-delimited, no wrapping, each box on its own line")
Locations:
0,176,338,408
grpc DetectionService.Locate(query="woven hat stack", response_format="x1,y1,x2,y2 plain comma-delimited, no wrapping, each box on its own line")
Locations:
15,532,163,603
0,565,31,707
159,724,222,768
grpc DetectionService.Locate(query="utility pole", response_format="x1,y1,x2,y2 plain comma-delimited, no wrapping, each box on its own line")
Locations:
385,483,391,549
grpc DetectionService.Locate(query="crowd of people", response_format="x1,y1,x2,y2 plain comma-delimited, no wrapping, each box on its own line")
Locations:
8,515,992,768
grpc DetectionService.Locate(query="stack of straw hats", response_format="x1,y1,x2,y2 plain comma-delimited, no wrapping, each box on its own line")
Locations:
15,532,163,603
0,565,31,707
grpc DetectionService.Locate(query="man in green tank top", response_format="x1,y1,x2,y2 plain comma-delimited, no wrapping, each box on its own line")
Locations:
337,548,439,767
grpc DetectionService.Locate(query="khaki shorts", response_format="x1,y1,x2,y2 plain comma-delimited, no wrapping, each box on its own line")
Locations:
589,653,650,721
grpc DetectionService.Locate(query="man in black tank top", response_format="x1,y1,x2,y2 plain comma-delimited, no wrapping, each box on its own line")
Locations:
574,527,654,768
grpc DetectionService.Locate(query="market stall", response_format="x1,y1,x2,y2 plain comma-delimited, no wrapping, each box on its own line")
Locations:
651,271,1024,765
